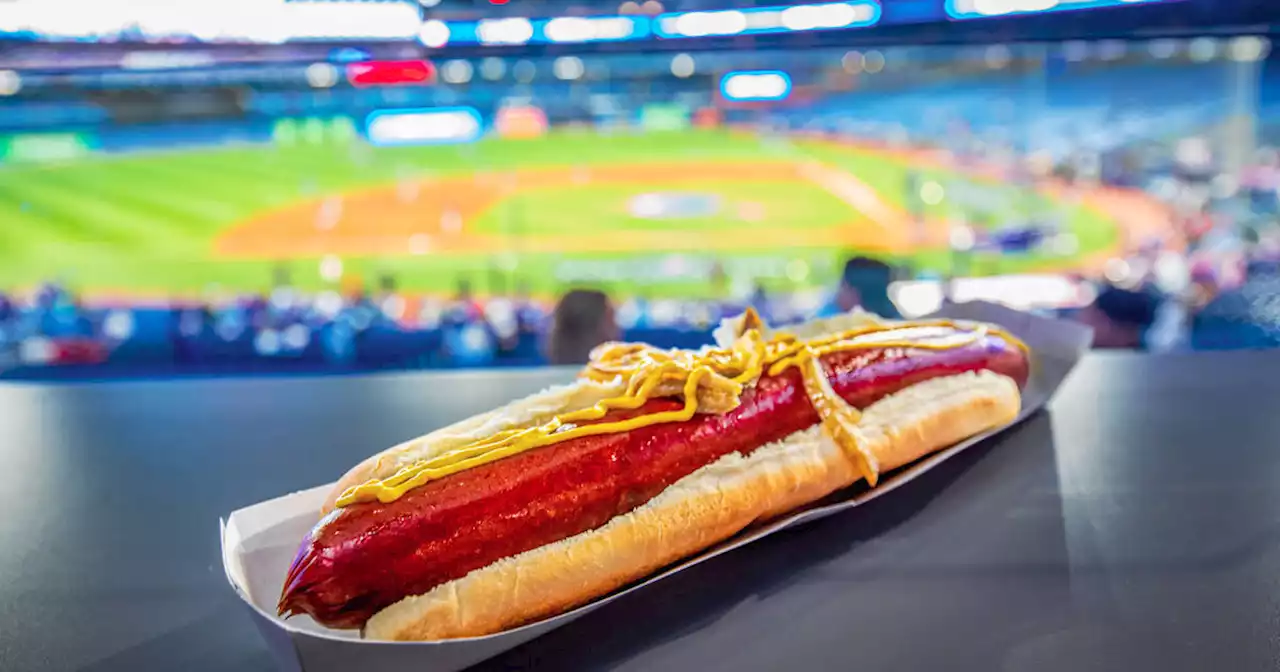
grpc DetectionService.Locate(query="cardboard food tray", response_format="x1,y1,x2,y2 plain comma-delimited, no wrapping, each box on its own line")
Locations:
221,302,1092,672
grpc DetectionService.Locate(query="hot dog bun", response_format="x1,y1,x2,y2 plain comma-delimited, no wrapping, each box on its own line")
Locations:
364,369,1020,641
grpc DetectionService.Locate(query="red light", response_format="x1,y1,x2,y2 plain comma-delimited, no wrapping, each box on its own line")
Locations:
345,60,436,88
490,0,510,4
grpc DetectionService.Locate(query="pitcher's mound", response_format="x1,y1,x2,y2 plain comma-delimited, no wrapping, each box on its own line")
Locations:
628,192,722,220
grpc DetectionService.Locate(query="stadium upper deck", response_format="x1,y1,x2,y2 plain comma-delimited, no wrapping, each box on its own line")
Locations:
0,0,1264,52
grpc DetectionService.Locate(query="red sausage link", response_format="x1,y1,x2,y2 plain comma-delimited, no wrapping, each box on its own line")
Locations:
279,334,1027,628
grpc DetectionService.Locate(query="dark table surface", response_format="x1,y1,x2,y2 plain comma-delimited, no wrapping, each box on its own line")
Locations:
4,350,1280,671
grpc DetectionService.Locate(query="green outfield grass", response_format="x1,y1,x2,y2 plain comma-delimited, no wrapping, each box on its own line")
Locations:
471,179,855,236
0,128,1119,299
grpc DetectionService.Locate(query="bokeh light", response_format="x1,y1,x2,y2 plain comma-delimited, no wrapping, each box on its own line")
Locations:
670,53,695,78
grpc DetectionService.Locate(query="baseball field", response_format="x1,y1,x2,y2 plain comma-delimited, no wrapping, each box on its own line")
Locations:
0,128,1152,299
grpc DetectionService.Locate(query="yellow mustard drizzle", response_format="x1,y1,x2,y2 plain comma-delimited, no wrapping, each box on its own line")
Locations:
798,352,878,486
334,317,1028,508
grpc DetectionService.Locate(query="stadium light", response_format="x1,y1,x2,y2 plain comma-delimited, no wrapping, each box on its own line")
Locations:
0,70,23,96
553,56,585,81
779,3,865,31
949,0,1174,19
477,17,533,45
513,60,537,84
863,50,885,73
1147,38,1179,59
1062,40,1090,62
744,11,785,31
1228,36,1269,63
480,57,506,81
544,17,596,42
656,1,878,39
1188,37,1219,62
984,45,1012,69
305,63,339,89
841,51,864,73
670,10,747,37
418,19,450,48
670,53,696,78
544,16,638,43
720,71,792,102
441,59,474,84
970,0,1059,17
1096,39,1126,61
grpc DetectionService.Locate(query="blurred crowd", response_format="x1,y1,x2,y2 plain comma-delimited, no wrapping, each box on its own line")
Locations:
0,283,110,369
1076,144,1280,351
162,275,555,370
5,229,1280,378
0,275,814,373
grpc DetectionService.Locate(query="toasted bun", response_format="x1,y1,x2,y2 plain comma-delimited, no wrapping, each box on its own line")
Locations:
364,370,1021,641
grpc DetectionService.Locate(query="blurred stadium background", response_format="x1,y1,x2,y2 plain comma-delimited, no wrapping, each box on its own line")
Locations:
1,0,1278,375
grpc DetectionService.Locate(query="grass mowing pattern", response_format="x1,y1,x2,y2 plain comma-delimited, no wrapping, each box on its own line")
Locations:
0,129,1118,298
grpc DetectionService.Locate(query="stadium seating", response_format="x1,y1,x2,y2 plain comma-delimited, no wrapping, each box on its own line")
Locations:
785,64,1245,159
0,101,109,130
95,122,276,152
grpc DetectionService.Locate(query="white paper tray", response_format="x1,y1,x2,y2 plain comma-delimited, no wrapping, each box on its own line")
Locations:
221,302,1092,672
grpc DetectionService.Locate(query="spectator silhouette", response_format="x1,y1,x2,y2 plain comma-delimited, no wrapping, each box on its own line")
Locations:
1190,267,1280,350
1077,284,1160,350
831,256,901,319
547,289,619,365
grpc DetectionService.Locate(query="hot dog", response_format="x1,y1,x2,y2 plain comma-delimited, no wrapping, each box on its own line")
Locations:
278,312,1029,640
